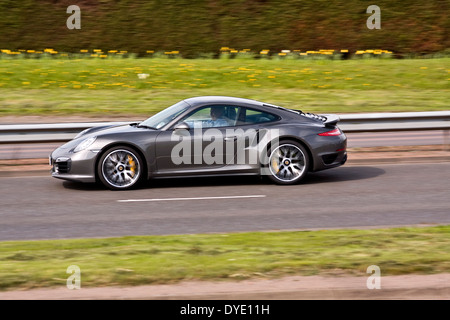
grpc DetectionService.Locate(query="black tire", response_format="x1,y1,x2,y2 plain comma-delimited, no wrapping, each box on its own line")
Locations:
97,146,144,190
265,140,309,185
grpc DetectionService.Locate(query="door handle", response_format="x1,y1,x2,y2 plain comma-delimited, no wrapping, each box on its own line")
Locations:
224,136,238,141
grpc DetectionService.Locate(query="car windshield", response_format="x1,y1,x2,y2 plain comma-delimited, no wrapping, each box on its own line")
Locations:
139,101,189,129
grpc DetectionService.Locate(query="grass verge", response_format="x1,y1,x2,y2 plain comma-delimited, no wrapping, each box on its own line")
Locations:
0,58,448,116
0,225,449,291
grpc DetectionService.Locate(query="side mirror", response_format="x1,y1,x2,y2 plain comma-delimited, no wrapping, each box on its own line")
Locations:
173,122,190,130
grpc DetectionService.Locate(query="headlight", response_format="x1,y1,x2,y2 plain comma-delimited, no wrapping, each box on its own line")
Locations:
74,128,91,139
73,136,97,153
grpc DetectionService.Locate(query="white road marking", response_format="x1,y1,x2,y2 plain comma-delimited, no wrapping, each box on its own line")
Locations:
117,195,266,203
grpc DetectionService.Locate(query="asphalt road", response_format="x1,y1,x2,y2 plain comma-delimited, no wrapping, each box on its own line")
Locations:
0,130,447,159
1,162,449,241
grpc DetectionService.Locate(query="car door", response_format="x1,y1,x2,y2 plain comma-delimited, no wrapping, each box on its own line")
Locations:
154,105,240,174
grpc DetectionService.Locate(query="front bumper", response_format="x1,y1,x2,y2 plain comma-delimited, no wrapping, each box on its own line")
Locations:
50,147,98,183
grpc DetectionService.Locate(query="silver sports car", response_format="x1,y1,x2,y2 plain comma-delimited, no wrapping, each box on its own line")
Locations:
50,96,347,190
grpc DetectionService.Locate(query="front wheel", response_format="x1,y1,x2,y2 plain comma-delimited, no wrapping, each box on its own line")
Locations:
266,141,309,185
97,146,144,190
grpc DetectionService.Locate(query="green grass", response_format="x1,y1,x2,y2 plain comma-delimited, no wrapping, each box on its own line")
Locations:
0,57,448,117
0,225,449,291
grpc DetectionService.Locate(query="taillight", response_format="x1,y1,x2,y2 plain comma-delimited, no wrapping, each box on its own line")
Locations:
318,128,341,136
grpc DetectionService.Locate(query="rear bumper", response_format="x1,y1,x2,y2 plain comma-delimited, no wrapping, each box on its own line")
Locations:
318,151,347,170
310,132,347,172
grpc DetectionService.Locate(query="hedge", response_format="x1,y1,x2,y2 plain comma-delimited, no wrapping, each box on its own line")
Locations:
0,0,448,57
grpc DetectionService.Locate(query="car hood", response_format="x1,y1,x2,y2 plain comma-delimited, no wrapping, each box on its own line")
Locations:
77,123,156,139
56,123,156,151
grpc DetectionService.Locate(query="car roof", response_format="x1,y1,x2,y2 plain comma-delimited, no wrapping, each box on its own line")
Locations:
183,96,306,118
183,96,265,108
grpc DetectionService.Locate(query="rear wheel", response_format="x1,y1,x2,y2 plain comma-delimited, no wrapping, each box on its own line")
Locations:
97,146,144,190
266,140,309,185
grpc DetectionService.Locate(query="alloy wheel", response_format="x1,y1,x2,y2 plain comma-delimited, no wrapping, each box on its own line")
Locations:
101,148,141,189
268,143,307,183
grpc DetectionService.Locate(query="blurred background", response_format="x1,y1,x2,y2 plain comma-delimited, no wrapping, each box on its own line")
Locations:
0,0,448,163
0,0,449,299
0,0,448,57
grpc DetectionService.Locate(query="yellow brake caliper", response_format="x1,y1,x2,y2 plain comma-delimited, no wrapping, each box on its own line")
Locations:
272,158,279,173
128,155,136,177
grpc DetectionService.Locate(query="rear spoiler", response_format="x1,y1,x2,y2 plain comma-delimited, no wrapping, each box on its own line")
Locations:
322,114,340,127
268,105,340,126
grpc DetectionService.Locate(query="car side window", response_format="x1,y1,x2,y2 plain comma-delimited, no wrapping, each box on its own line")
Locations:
177,105,239,128
236,108,279,125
